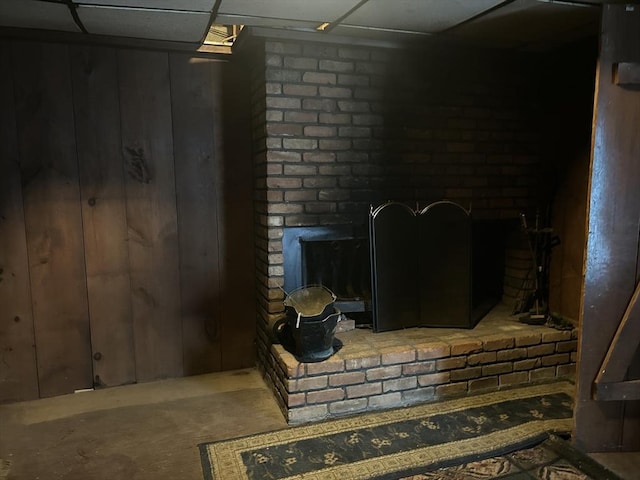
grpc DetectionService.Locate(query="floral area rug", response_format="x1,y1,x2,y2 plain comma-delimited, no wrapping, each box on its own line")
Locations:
397,435,621,480
199,382,610,480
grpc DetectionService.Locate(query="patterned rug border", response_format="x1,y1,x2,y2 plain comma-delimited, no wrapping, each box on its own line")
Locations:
382,435,624,480
199,381,575,480
369,431,554,480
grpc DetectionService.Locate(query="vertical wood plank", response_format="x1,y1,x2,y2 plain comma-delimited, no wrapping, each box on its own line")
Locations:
118,49,183,381
0,40,39,402
70,45,136,388
548,149,590,322
169,54,222,375
219,60,257,369
575,4,640,452
11,41,92,397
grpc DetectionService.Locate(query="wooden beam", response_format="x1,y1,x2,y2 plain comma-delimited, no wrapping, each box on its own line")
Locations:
595,380,640,401
613,62,640,86
574,3,640,452
595,281,640,387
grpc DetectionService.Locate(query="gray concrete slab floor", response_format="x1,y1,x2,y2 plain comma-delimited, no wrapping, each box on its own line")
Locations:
1,353,638,480
0,368,287,480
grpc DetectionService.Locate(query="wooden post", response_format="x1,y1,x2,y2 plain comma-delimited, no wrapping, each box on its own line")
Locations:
575,3,640,452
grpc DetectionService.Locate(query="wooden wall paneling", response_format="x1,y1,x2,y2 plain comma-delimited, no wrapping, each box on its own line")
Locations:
558,153,589,321
220,61,257,369
118,49,183,381
575,4,640,452
70,45,136,388
548,150,590,322
169,53,223,375
0,41,39,402
11,41,93,397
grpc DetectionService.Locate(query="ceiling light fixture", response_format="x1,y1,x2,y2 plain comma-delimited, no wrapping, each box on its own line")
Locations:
316,22,330,31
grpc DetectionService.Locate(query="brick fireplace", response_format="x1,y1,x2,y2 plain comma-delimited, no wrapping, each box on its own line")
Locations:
234,28,588,422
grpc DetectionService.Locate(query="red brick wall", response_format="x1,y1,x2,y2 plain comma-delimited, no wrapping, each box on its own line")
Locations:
255,39,547,226
240,34,578,375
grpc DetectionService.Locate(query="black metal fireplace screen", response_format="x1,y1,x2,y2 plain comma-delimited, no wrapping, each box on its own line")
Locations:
283,204,507,332
369,201,473,332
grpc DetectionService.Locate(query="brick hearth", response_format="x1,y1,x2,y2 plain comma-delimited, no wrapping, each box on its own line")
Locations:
262,304,577,424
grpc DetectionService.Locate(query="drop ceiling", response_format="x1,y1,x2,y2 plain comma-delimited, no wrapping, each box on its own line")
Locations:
0,0,605,51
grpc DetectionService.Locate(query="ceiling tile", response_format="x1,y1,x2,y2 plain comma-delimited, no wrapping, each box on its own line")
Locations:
215,0,362,23
343,0,506,33
72,0,215,13
0,0,80,32
77,5,211,42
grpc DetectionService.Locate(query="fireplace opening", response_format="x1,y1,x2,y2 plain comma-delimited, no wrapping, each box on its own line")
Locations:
301,238,370,306
471,218,515,320
283,225,372,319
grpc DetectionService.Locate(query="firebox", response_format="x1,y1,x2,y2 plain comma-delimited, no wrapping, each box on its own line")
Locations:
283,225,371,315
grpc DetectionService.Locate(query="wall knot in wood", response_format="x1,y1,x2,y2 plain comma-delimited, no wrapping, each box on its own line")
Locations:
126,146,151,184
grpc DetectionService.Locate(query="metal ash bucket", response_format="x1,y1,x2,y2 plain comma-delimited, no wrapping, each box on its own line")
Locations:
276,285,342,362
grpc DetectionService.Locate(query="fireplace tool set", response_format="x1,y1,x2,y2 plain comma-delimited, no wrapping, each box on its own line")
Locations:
516,210,560,325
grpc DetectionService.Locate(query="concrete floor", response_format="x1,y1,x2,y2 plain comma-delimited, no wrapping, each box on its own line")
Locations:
1,366,638,480
591,452,640,480
0,369,287,480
